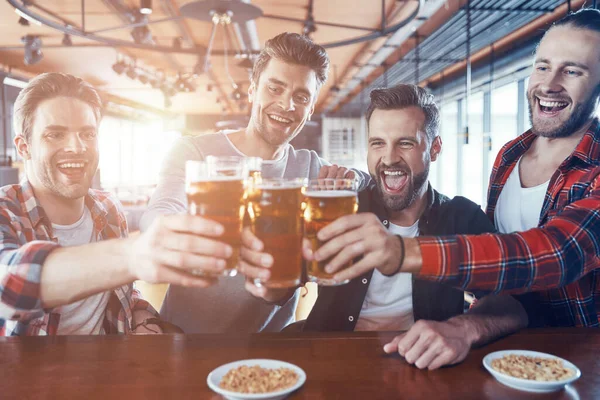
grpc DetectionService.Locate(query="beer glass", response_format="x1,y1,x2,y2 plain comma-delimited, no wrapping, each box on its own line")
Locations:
248,178,307,288
304,178,359,285
185,157,247,277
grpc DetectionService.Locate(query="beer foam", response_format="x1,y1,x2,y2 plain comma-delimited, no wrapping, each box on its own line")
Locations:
305,190,356,198
189,176,243,182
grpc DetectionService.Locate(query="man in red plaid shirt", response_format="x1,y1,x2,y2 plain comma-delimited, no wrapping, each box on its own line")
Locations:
0,73,238,335
304,8,600,330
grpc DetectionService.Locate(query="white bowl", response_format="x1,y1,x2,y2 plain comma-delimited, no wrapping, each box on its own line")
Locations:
483,350,581,393
207,359,307,400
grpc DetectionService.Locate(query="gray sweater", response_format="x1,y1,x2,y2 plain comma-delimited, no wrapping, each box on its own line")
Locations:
140,132,367,333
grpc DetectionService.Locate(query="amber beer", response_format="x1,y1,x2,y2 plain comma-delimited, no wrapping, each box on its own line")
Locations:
186,158,247,277
248,179,307,288
304,179,358,285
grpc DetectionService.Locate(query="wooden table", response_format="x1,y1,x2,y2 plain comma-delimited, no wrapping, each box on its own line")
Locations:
1,329,598,399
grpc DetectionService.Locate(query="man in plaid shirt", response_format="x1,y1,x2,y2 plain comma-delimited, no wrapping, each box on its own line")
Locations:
1,73,239,335
304,9,600,329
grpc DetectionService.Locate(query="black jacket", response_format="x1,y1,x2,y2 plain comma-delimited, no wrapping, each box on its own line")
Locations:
303,184,496,332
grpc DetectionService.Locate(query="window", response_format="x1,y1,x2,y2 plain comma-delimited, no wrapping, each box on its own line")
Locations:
437,100,458,197
98,117,181,197
461,92,484,205
489,82,519,178
523,77,532,132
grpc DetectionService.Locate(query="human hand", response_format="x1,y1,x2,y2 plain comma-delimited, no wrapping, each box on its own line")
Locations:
302,213,403,283
129,214,233,287
383,320,473,370
318,164,355,180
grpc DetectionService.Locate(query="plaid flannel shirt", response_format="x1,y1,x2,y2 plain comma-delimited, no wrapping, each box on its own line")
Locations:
417,119,600,327
0,179,156,335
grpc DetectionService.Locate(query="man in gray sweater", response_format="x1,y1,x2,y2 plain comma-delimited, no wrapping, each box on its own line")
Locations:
140,32,367,333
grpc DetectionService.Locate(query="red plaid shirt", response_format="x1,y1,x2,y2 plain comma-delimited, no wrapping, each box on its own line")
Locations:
0,180,156,335
418,119,600,327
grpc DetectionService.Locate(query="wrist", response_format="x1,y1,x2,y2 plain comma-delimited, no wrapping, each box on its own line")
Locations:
400,237,422,274
449,316,481,347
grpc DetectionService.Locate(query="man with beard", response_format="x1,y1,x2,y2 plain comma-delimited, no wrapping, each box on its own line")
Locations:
306,9,600,330
0,73,233,336
275,84,526,370
140,32,369,334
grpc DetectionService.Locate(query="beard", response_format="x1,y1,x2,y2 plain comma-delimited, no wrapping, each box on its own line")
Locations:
528,85,600,138
373,160,430,212
35,155,97,200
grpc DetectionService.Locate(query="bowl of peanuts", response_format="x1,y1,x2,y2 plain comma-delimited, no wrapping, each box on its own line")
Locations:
207,359,306,400
483,350,581,393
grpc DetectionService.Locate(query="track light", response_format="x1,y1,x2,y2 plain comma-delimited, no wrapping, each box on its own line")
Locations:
126,67,138,79
22,35,43,65
18,16,29,26
140,0,153,15
62,33,72,46
112,60,127,75
131,16,153,44
172,37,182,50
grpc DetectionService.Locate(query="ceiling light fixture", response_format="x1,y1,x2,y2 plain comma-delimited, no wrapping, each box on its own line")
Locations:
140,0,153,15
18,16,29,26
2,76,28,89
22,35,43,65
62,33,72,46
14,8,41,26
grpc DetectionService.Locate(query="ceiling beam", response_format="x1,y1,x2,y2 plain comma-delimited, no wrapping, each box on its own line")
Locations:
422,0,587,88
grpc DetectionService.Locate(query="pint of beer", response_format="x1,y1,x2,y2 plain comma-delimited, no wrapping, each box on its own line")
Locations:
248,178,307,288
304,178,358,286
185,157,247,277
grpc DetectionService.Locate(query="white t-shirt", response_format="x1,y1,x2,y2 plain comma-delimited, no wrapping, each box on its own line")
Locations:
495,157,550,233
53,207,110,335
354,220,419,331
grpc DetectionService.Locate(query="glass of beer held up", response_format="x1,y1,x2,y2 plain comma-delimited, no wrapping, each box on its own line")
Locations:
304,178,358,286
248,178,307,288
185,157,248,277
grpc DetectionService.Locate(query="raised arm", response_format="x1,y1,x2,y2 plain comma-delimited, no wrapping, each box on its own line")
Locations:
140,136,203,231
307,170,600,294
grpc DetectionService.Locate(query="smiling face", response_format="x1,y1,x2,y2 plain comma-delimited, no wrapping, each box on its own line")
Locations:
15,96,99,200
247,57,318,147
527,25,600,138
367,107,441,212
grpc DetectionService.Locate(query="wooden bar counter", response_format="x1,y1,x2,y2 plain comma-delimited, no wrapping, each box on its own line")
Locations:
1,329,598,399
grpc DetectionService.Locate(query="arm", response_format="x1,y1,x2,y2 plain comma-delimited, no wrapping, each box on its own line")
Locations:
307,173,600,294
140,137,202,232
383,295,528,370
413,174,600,293
0,214,233,320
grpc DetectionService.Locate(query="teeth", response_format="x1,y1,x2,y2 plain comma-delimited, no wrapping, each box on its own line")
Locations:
383,171,406,176
539,100,568,108
58,163,85,169
268,114,292,123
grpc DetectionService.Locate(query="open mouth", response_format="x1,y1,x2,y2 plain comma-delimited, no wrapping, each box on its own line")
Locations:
267,113,293,126
537,97,570,115
380,170,408,194
57,161,88,179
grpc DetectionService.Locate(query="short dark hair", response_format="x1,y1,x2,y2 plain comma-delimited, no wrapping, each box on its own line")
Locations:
251,33,329,90
365,84,440,141
553,7,600,33
13,72,102,142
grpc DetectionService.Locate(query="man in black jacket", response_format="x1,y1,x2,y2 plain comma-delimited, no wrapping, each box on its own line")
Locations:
302,84,528,370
